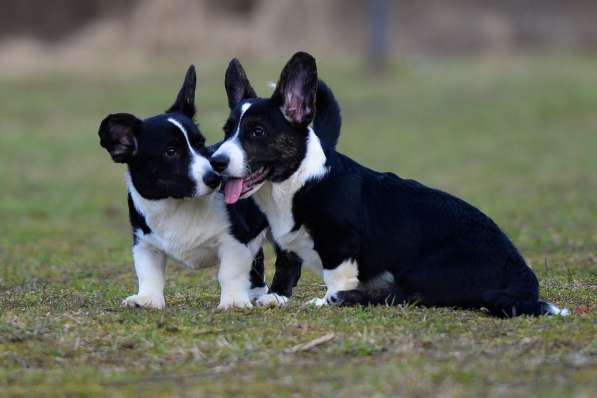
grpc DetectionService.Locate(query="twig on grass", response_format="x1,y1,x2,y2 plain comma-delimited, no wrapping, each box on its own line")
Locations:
284,333,335,354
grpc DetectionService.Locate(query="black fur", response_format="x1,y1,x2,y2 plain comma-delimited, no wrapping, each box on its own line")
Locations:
270,245,303,298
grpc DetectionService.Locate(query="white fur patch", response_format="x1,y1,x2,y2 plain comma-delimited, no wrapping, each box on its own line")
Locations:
307,260,360,306
211,103,251,177
256,293,289,307
546,302,571,316
167,117,214,196
323,260,360,293
249,286,268,301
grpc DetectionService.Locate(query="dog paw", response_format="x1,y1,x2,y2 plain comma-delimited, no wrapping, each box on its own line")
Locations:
249,286,269,301
122,294,165,310
256,293,288,307
218,295,254,310
306,297,329,307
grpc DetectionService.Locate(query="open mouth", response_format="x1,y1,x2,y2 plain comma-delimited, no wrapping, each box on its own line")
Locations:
223,166,270,204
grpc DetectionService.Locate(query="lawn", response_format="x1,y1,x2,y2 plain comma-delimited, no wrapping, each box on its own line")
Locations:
1,55,596,397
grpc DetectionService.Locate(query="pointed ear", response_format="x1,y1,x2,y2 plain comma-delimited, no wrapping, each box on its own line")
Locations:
225,58,257,109
98,113,141,163
167,65,196,118
272,52,318,126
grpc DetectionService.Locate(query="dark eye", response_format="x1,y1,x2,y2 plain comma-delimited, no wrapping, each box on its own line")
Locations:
164,147,178,158
251,126,265,138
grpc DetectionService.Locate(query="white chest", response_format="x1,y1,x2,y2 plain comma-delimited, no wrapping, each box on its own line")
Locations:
129,181,230,269
255,183,323,273
143,231,220,269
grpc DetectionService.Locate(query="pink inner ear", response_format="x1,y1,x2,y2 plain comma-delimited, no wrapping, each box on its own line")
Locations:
284,83,309,123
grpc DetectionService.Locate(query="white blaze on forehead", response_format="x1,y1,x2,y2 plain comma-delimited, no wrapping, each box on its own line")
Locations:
167,117,213,196
167,117,197,155
212,102,252,177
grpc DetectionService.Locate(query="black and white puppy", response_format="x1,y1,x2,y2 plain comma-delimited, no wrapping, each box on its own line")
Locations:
98,65,300,309
211,52,569,317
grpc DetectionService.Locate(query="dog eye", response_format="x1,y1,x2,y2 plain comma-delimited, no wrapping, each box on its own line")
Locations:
164,147,178,158
251,126,265,138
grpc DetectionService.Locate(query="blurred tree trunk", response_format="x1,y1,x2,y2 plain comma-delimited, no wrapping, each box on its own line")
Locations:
367,0,390,76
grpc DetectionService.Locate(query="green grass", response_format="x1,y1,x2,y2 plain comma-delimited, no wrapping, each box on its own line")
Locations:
1,56,596,397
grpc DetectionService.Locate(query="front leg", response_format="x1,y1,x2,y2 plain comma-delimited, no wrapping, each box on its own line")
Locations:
307,259,360,307
217,237,254,309
248,248,268,301
256,246,302,307
122,241,166,309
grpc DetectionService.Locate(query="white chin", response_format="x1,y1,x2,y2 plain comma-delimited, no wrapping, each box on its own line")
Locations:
240,181,266,199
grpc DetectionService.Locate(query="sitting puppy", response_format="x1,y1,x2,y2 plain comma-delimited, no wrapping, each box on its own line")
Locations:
211,52,569,317
98,65,301,309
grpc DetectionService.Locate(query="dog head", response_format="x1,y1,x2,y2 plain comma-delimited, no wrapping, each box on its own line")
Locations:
99,65,220,200
211,52,319,204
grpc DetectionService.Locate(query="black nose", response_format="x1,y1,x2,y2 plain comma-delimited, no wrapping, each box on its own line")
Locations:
210,154,229,173
202,172,221,189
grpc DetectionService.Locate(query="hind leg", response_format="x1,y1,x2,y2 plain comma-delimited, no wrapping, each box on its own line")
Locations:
306,259,361,307
329,288,415,307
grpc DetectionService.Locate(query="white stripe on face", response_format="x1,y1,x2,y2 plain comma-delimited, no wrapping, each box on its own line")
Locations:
167,117,213,196
212,103,252,177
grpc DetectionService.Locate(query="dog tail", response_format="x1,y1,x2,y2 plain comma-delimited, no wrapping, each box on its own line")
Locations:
482,254,570,317
314,79,342,149
482,291,570,317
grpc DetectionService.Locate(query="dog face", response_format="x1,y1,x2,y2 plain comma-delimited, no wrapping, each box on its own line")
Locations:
99,66,220,200
211,52,318,204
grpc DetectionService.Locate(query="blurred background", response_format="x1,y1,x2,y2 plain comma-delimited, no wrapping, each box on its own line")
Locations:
2,0,597,74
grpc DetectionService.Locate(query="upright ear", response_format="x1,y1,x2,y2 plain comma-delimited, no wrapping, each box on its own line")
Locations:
167,64,196,118
98,113,141,163
272,52,318,126
225,58,257,109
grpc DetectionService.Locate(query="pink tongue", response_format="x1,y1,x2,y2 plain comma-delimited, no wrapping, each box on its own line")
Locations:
224,178,244,204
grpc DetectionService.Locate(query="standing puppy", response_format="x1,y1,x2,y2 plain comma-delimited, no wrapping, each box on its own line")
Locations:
98,65,300,309
211,53,568,317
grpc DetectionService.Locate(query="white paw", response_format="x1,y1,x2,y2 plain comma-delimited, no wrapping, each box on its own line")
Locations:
306,297,329,307
249,286,269,301
122,294,165,310
218,294,254,310
559,308,571,316
256,293,288,307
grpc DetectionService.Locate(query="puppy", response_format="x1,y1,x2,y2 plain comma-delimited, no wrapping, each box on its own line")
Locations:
211,53,569,317
98,65,301,309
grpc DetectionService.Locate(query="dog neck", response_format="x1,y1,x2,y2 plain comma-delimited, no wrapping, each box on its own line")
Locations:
255,128,328,236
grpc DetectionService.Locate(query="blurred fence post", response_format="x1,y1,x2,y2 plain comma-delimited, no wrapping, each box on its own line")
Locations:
367,0,390,76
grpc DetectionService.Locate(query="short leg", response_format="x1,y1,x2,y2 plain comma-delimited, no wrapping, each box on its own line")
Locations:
256,247,302,307
329,287,414,307
217,237,254,309
122,241,166,309
249,249,268,300
307,259,360,307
